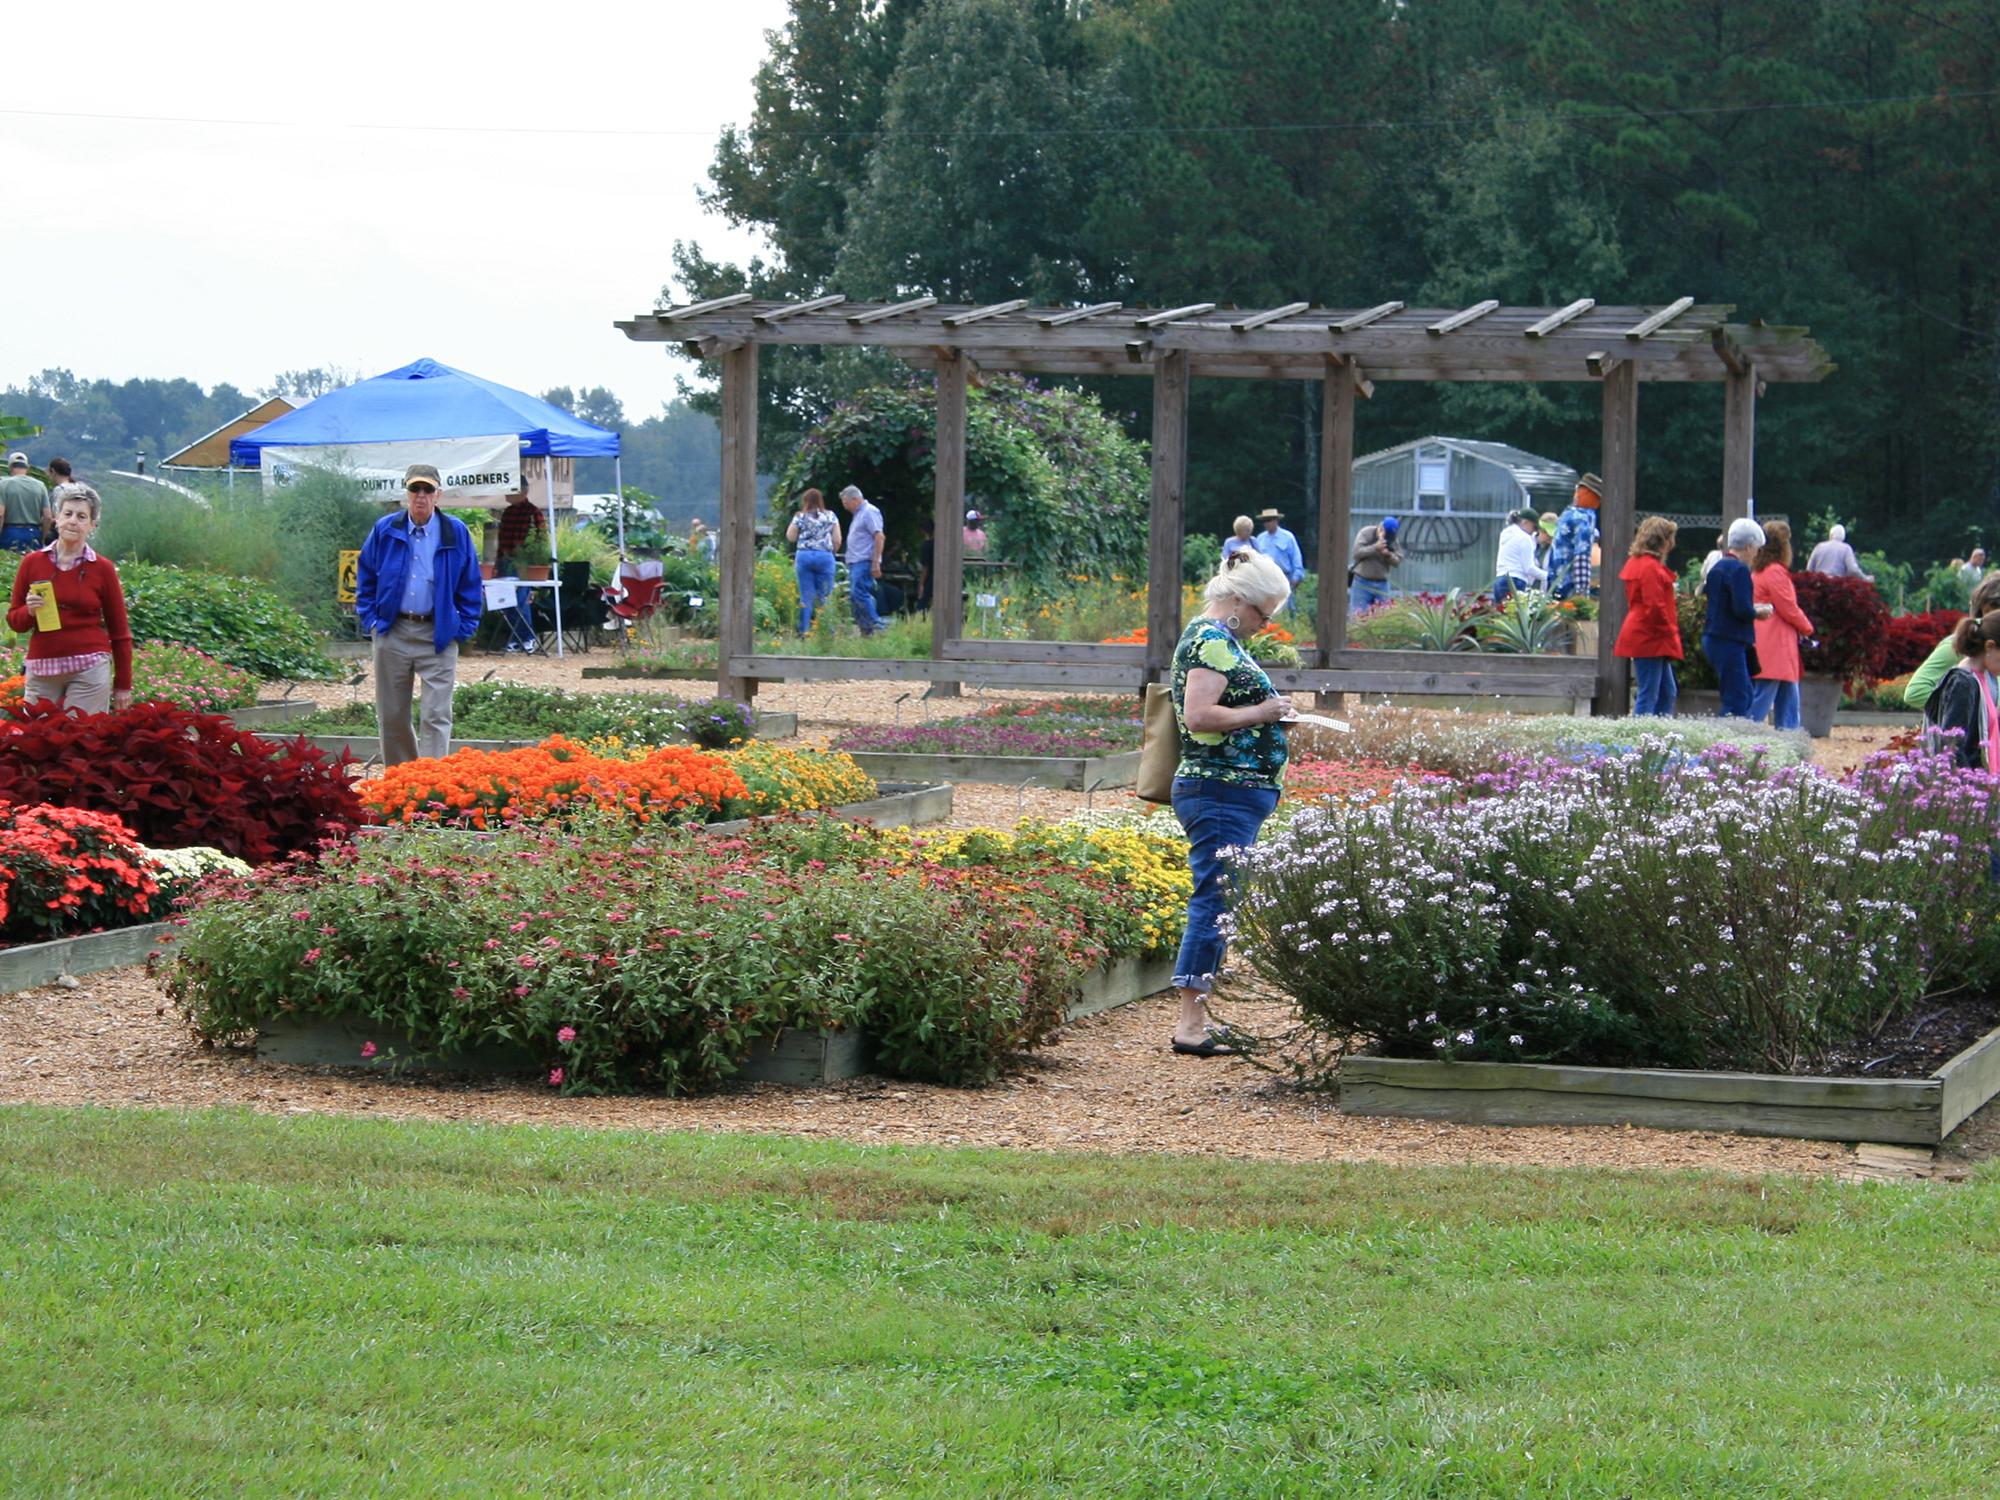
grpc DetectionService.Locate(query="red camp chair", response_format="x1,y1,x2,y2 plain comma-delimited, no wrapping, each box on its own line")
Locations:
604,560,665,651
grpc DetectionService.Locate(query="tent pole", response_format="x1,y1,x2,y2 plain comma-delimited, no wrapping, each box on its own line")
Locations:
545,453,564,660
614,456,625,554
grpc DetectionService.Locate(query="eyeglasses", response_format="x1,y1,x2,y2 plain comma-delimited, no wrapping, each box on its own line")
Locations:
407,484,437,495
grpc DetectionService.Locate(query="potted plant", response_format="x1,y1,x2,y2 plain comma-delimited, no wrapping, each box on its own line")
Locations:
1789,572,1892,736
511,525,553,581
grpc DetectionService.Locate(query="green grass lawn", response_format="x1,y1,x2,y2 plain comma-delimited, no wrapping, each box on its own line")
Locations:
4,1107,1997,1497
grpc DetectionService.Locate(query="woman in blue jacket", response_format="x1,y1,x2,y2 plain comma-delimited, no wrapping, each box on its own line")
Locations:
1702,517,1775,718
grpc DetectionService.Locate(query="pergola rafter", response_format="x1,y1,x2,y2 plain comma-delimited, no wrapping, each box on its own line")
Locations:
616,297,1832,710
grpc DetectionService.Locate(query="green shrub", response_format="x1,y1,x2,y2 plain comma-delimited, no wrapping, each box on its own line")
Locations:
118,562,335,680
0,639,258,711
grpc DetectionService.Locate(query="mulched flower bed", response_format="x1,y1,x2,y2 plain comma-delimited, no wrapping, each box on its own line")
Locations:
1815,994,2000,1079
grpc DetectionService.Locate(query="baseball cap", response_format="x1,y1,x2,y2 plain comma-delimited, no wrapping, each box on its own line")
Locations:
404,463,442,491
1381,515,1400,534
6,452,26,466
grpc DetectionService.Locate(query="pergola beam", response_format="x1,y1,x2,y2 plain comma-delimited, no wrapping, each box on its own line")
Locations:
1524,299,1595,337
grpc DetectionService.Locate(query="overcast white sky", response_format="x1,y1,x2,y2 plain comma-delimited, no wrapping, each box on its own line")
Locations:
4,0,794,420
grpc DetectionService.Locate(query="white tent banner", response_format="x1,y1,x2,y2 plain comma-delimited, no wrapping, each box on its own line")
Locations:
260,434,521,502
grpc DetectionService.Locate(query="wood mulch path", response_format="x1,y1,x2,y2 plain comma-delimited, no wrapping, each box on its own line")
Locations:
0,966,1857,1177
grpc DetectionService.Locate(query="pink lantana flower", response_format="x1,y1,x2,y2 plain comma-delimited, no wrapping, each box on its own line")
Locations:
548,1067,565,1087
557,1026,577,1044
360,1041,378,1059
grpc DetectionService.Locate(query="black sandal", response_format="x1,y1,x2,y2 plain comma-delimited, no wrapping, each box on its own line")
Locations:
1171,1034,1239,1057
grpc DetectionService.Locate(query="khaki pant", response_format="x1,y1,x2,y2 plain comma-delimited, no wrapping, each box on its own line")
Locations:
372,619,457,765
26,658,112,714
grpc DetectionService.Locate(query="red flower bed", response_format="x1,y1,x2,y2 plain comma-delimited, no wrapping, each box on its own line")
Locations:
1880,609,1963,680
0,802,160,943
1286,755,1446,806
0,701,364,865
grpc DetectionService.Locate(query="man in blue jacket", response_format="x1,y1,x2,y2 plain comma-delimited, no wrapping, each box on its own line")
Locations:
354,463,484,764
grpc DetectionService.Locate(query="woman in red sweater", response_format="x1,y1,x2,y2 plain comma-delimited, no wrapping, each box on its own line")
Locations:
1613,516,1683,715
1750,520,1815,731
6,485,132,713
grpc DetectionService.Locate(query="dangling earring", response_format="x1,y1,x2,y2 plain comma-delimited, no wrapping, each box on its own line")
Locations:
1224,613,1242,635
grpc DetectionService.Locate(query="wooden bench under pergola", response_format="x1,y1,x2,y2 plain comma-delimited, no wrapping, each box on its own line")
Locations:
616,295,1831,710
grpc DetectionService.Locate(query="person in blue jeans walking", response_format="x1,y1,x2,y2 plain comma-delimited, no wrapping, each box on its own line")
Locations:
840,484,885,635
785,487,841,634
1703,517,1775,718
1168,548,1296,1058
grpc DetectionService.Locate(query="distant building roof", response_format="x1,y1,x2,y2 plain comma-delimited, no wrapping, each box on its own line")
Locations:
161,396,298,470
1354,434,1579,508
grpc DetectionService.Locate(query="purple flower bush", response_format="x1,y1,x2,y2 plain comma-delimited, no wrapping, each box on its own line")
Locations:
1232,740,2000,1074
836,699,1141,757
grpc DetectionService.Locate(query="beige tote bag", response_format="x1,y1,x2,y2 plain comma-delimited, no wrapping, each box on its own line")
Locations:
1136,683,1178,804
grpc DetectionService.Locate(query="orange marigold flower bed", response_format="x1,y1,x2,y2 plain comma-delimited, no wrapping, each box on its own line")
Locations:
359,735,747,829
1286,755,1447,807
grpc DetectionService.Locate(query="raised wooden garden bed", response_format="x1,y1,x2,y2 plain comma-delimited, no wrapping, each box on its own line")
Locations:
221,699,317,728
0,922,176,995
578,664,716,682
1338,1022,2000,1146
842,748,1141,791
265,710,798,759
253,953,1176,1086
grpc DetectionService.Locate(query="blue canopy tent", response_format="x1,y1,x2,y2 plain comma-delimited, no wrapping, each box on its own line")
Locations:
230,358,624,656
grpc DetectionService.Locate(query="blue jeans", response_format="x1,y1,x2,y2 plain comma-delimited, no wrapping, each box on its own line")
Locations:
1170,776,1280,993
1492,575,1528,606
1750,678,1801,730
1349,577,1392,615
849,565,882,635
1632,657,1678,716
0,525,39,553
796,551,835,633
1704,635,1755,718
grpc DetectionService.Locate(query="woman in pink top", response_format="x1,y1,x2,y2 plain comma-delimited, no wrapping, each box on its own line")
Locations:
1750,520,1814,730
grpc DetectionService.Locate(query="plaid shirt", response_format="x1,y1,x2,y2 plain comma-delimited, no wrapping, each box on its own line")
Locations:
496,501,544,560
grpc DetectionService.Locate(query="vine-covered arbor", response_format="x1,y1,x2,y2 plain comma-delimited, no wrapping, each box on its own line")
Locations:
617,295,1831,709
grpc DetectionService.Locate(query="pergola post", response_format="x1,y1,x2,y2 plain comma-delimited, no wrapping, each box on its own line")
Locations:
1314,355,1356,705
1594,360,1638,717
717,343,759,704
1722,364,1756,525
1145,350,1190,682
928,352,968,698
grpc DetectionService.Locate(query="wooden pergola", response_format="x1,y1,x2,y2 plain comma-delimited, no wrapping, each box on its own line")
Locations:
616,295,1831,708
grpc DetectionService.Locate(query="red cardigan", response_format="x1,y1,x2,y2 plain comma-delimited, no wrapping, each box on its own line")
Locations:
7,547,134,689
1613,554,1682,660
1752,564,1814,682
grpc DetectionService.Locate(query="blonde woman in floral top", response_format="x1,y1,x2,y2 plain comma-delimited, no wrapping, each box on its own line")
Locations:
1167,548,1295,1056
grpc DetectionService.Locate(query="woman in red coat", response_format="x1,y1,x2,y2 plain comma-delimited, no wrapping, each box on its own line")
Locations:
1751,520,1814,730
1613,516,1683,715
6,484,133,714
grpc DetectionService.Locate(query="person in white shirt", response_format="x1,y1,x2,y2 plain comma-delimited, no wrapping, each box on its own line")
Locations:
1491,509,1548,605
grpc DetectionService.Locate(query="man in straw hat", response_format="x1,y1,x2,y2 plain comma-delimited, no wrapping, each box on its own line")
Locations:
1547,472,1603,601
1251,507,1305,596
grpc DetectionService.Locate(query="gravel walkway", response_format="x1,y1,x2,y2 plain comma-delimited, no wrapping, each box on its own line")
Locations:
27,654,1934,1174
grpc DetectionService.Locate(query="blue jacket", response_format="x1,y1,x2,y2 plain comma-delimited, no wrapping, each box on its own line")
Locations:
354,510,483,652
1703,555,1758,646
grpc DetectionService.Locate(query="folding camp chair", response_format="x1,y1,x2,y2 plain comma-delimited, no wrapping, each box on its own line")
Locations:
604,559,666,652
531,561,603,655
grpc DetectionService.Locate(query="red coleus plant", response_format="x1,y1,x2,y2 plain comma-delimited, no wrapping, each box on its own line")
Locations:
1880,609,1964,680
1789,571,1893,688
0,701,364,865
0,801,160,941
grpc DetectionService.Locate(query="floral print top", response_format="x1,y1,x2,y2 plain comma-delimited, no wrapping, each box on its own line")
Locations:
1171,617,1288,788
793,510,838,553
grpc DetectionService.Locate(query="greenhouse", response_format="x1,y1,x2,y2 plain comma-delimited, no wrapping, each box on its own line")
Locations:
1351,436,1578,597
